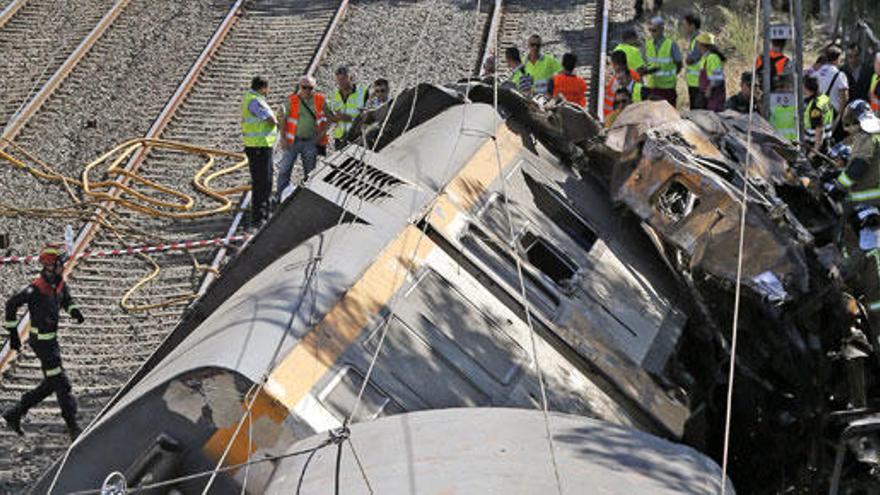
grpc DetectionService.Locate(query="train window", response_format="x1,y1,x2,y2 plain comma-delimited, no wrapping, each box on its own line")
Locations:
520,231,577,285
655,179,699,223
321,366,402,423
523,173,598,252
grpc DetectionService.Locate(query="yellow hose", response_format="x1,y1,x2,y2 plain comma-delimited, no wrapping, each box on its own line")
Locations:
0,137,250,312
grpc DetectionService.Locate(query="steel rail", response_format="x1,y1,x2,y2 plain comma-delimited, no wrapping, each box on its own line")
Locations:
198,0,351,297
0,0,132,371
595,0,609,120
0,0,25,30
71,0,352,428
478,0,504,78
0,0,130,150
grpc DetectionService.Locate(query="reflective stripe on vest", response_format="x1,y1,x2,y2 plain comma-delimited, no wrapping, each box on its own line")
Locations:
701,53,725,83
869,300,880,312
629,81,643,102
603,73,617,117
803,95,834,146
29,327,56,340
241,91,277,148
331,85,367,139
4,320,16,329
838,171,855,188
871,74,880,113
685,36,700,87
44,367,62,377
286,93,329,146
613,43,645,72
645,38,676,89
770,104,797,142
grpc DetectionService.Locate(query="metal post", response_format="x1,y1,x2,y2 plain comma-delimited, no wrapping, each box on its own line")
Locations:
795,0,805,144
762,0,772,118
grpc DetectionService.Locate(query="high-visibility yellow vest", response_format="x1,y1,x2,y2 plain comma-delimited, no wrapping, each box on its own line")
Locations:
524,54,563,95
330,84,367,139
241,90,277,148
838,134,880,204
700,52,725,85
871,74,880,113
629,81,644,102
645,37,676,89
612,43,645,72
770,104,797,142
685,35,700,88
803,94,833,149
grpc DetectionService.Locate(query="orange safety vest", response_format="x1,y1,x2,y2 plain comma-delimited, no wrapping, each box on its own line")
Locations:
552,72,588,108
755,50,789,78
871,74,880,113
286,92,329,146
603,68,640,117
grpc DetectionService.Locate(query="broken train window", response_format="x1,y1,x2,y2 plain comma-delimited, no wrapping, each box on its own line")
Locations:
655,178,700,223
519,231,577,286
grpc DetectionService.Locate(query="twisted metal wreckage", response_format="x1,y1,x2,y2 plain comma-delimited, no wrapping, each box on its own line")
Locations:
353,83,878,492
31,81,878,494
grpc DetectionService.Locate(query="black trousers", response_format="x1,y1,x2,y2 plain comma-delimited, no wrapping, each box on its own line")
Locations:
688,86,704,110
245,146,273,223
11,339,77,427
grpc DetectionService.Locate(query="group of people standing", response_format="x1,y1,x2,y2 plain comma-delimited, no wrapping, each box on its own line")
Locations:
604,14,730,124
241,68,391,227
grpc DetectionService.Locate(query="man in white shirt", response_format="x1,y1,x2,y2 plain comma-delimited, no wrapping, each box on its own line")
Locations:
814,45,850,141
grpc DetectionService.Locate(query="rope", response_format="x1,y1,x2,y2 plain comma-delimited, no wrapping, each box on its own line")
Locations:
720,0,763,493
65,431,339,494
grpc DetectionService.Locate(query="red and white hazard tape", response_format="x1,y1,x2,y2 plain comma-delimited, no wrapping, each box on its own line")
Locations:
0,234,252,265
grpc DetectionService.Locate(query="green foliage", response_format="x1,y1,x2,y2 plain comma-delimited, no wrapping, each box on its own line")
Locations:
718,6,758,60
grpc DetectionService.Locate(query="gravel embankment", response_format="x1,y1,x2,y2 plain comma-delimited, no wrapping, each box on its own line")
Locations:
313,0,490,99
0,0,234,490
0,0,117,129
0,0,234,298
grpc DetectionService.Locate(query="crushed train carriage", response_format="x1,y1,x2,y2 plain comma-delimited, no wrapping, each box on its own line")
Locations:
30,81,877,493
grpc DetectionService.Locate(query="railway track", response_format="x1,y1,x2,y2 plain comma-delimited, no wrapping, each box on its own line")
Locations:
496,0,604,109
0,0,349,490
0,0,614,490
0,0,124,138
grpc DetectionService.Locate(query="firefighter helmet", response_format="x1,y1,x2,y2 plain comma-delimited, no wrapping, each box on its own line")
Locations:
38,244,68,268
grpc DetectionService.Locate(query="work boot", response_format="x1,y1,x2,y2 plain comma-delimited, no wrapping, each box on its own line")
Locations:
3,408,23,436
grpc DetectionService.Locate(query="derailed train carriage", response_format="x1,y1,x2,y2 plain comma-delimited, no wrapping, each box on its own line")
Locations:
30,82,874,493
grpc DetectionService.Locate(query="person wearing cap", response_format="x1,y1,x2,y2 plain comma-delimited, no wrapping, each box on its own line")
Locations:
523,34,562,97
277,75,329,201
803,75,835,158
641,16,682,107
328,66,367,148
611,29,645,74
725,71,762,115
3,244,84,440
241,76,278,227
755,38,791,91
552,53,588,108
681,12,704,109
696,32,726,112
